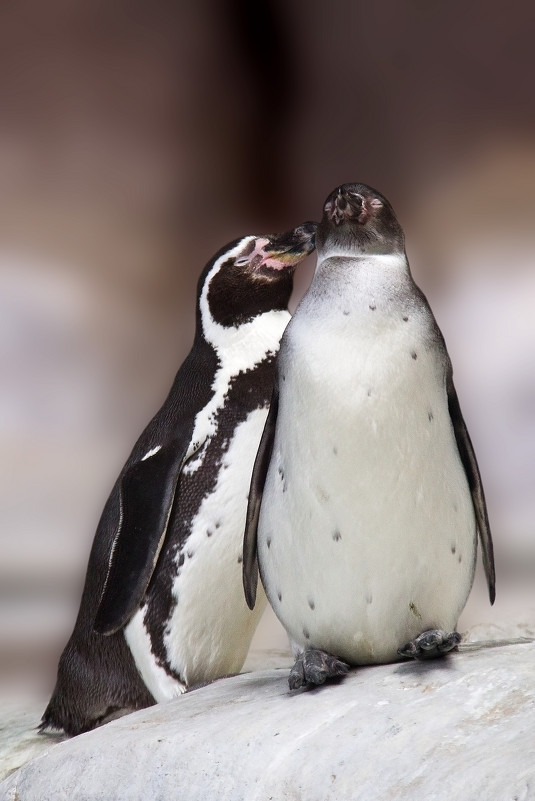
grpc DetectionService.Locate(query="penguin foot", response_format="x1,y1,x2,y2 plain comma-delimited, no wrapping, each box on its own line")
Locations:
397,629,461,660
288,648,350,690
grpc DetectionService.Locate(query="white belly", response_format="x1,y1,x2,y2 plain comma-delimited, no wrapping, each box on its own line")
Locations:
126,409,268,700
258,306,477,665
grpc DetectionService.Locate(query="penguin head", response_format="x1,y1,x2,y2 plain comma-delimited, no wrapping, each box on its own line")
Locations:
316,183,405,257
200,222,316,329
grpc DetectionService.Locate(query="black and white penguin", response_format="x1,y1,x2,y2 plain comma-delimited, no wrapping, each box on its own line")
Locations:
243,183,495,689
41,222,316,735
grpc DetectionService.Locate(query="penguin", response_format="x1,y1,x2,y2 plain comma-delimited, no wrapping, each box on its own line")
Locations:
243,183,495,690
41,222,316,735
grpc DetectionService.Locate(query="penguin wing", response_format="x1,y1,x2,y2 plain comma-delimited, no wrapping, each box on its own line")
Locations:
243,383,279,610
447,375,496,604
94,430,195,635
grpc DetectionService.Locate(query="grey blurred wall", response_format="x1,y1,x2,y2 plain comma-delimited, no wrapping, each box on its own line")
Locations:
1,1,534,696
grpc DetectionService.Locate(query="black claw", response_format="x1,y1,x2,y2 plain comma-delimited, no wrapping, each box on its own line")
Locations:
288,653,307,690
398,629,461,661
288,649,350,690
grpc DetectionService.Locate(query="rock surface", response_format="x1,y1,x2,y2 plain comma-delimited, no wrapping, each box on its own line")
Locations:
1,640,534,800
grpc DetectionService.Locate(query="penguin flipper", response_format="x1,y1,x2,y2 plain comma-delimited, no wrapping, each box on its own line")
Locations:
94,438,190,635
243,384,279,610
447,376,496,604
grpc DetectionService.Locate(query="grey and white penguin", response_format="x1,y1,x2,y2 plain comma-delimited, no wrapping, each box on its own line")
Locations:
41,222,316,735
243,183,495,689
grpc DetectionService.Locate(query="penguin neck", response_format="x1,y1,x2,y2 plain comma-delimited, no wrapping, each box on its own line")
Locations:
303,250,413,317
198,305,291,375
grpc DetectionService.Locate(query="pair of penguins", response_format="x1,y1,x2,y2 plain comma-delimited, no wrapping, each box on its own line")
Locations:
41,183,495,736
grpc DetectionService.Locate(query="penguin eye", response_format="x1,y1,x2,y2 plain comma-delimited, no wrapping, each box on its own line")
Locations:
234,240,256,267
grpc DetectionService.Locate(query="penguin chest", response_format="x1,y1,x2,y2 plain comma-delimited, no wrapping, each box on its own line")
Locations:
125,407,268,700
258,311,476,664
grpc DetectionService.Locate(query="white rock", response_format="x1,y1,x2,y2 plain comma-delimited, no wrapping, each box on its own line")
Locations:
1,640,534,800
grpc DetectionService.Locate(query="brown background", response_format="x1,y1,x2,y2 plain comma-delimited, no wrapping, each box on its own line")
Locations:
1,1,534,697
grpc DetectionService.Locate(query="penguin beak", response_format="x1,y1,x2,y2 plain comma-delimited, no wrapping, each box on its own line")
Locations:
255,222,317,270
324,187,383,226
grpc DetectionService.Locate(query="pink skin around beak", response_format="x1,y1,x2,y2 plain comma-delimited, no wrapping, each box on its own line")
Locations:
250,237,289,270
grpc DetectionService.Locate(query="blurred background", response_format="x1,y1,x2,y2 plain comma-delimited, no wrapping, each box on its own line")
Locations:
1,1,534,701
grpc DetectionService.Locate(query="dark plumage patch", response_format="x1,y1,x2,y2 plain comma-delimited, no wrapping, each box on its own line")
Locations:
411,351,418,360
237,555,242,564
303,627,310,640
333,445,338,455
428,410,434,421
366,593,373,605
308,598,315,610
267,537,271,549
143,353,279,672
277,591,282,602
451,544,456,554
369,304,376,311
207,257,293,327
332,530,342,542
402,316,409,322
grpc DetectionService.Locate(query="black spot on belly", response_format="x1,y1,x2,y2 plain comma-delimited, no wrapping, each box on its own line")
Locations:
206,529,213,538
403,316,409,322
343,310,350,316
303,627,310,640
411,351,418,360
277,590,282,602
308,598,315,610
282,374,286,382
215,521,221,529
333,445,338,455
332,529,342,542
237,555,242,564
187,550,194,559
367,388,373,397
366,593,373,605
369,304,376,311
267,537,271,549
453,502,458,513
458,554,462,563
428,410,434,421
278,466,285,481
451,544,456,554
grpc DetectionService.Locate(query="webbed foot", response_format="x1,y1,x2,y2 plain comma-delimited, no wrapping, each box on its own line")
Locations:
398,629,461,660
288,648,349,690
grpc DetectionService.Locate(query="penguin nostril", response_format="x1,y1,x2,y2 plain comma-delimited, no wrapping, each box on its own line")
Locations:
347,192,363,206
